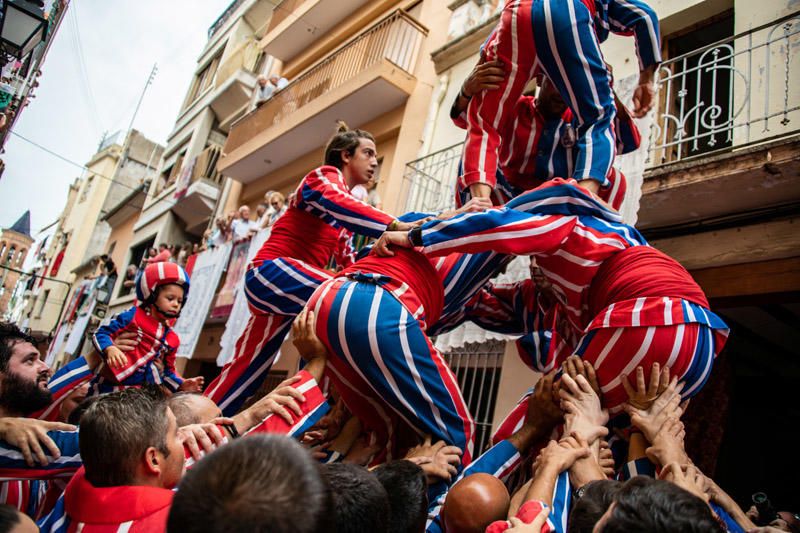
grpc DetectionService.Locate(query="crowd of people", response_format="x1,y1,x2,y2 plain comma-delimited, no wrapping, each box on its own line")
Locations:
1,0,796,531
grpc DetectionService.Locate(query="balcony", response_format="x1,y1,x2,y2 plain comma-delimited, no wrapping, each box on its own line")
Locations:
220,10,427,183
209,39,261,129
639,13,800,229
402,14,800,227
261,0,371,62
136,146,225,235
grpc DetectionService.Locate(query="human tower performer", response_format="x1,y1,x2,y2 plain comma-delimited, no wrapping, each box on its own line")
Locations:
204,123,420,416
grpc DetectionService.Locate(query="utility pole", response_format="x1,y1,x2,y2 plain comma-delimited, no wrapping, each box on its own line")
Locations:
121,63,158,165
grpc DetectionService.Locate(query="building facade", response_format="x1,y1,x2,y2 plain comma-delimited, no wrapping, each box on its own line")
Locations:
125,0,276,268
0,0,70,156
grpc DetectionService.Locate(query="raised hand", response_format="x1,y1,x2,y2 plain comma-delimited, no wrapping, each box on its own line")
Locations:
559,373,609,443
621,362,670,410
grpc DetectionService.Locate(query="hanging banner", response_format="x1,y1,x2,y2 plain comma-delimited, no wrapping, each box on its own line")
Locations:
173,242,231,359
173,156,197,200
63,301,96,357
210,239,251,318
217,228,270,366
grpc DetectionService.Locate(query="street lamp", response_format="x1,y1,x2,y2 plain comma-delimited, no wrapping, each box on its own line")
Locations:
0,0,47,65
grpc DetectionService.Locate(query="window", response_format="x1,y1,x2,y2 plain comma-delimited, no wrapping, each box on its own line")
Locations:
183,49,225,109
120,237,155,296
658,13,735,162
442,340,505,455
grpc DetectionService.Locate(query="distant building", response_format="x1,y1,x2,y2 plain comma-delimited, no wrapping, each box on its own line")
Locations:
0,211,34,316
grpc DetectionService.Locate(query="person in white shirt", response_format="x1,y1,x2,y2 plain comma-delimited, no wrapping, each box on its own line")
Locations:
230,205,258,241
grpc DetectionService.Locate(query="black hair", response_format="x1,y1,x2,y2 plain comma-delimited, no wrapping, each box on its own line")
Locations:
568,480,623,533
324,462,390,533
323,121,375,169
0,322,34,372
599,476,724,533
67,394,104,426
168,435,332,533
374,460,428,533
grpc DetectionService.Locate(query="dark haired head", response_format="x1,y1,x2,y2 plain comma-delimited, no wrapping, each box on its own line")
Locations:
374,460,428,533
596,476,724,533
325,462,389,533
67,393,103,426
323,121,375,169
568,480,622,533
168,435,331,533
0,322,34,373
0,504,20,533
79,387,171,487
0,322,51,415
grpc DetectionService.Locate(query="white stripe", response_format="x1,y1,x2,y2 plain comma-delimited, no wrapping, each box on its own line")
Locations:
425,214,574,255
573,223,626,249
592,327,623,369
602,303,615,328
554,247,601,267
602,327,656,393
631,298,645,327
665,324,684,369
682,327,714,396
117,521,133,533
663,297,672,325
397,305,450,438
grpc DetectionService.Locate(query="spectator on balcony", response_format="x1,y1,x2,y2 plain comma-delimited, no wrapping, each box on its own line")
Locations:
144,244,172,265
207,217,231,249
254,75,289,106
255,203,268,227
121,264,138,293
263,192,287,228
230,206,258,242
176,242,193,268
352,177,381,209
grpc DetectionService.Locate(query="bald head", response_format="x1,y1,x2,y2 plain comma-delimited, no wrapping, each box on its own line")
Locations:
442,473,510,533
168,393,221,426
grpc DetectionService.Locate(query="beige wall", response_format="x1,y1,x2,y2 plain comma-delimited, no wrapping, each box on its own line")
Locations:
29,147,121,332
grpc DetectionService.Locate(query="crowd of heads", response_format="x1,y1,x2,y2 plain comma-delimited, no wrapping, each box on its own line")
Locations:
3,317,796,533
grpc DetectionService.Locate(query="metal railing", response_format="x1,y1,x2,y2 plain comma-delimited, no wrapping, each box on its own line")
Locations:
208,0,248,38
442,340,505,456
403,142,462,213
228,9,427,150
648,12,800,166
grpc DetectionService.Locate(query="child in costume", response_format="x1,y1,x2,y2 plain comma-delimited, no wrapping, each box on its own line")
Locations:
90,262,203,395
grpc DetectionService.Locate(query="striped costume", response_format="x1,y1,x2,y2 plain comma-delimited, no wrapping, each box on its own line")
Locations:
461,0,660,196
204,165,395,416
410,179,729,414
309,248,476,465
90,306,184,394
454,91,640,207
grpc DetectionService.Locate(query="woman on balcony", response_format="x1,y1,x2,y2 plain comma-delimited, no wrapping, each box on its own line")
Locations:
204,123,418,416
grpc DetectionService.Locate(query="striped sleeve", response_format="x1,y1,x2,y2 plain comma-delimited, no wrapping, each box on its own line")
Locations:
91,306,136,354
0,431,81,481
36,490,69,532
32,356,93,421
606,0,662,69
463,283,527,335
161,346,184,392
303,167,395,238
245,370,329,439
414,207,575,257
